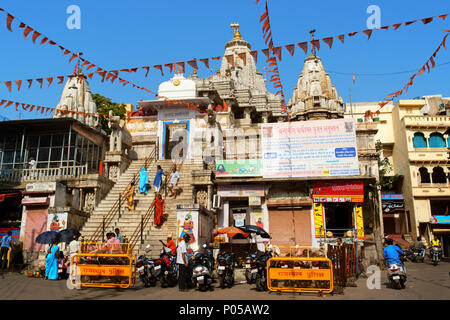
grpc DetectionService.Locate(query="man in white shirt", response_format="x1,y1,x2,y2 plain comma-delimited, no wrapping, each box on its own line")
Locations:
168,167,180,199
66,236,80,280
177,234,189,291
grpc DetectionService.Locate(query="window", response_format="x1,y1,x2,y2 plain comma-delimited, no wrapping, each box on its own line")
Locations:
413,133,427,148
419,167,431,184
429,132,446,148
432,167,447,184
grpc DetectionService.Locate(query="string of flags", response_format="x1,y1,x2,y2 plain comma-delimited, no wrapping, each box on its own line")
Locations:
375,31,449,114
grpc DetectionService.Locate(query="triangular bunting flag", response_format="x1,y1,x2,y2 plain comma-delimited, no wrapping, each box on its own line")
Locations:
27,79,32,88
176,62,185,73
0,100,6,107
272,47,282,61
426,62,430,73
200,58,210,69
69,53,78,63
285,44,295,56
57,76,64,84
47,77,53,87
63,49,71,56
15,80,22,91
36,78,43,88
362,29,373,40
337,35,345,44
15,102,19,111
154,65,164,76
438,14,448,21
405,20,417,26
4,81,12,92
422,17,433,24
29,105,35,112
238,52,247,66
23,26,33,39
19,22,25,28
48,40,56,45
260,8,268,22
4,101,13,109
31,31,41,43
380,26,389,30
250,51,258,63
392,23,402,30
187,59,199,70
348,32,358,37
40,37,48,45
86,64,96,70
298,42,308,54
143,66,150,77
81,60,90,67
430,56,435,69
262,48,270,58
212,56,221,60
6,14,14,32
87,73,93,80
164,63,174,73
323,37,334,49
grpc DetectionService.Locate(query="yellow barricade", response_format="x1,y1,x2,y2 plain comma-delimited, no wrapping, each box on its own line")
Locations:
266,257,333,294
69,242,137,289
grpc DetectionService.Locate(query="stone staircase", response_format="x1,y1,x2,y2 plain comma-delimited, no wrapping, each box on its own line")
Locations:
80,155,155,241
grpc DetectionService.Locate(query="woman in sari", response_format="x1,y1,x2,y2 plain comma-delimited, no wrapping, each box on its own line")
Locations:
152,193,165,227
125,182,136,210
139,167,149,195
153,165,167,193
45,238,60,280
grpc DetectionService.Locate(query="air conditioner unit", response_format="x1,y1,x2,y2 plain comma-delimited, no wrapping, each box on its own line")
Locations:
212,194,222,209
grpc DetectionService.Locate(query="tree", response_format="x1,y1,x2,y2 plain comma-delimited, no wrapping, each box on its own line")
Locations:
376,140,400,191
92,93,126,135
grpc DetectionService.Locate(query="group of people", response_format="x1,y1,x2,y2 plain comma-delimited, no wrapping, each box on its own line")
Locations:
383,234,443,265
125,165,180,227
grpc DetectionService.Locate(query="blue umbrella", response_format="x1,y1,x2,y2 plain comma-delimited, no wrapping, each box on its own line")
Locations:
35,231,60,244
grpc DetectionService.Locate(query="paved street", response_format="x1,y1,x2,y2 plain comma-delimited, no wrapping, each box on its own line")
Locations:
0,261,449,300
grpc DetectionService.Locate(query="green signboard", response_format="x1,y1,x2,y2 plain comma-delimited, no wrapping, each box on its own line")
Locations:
216,160,262,177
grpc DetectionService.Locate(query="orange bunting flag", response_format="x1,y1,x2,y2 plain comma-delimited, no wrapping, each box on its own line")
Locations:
405,20,417,26
380,26,389,30
15,80,22,91
212,56,221,60
264,31,272,45
0,100,5,107
176,62,185,73
46,77,53,87
27,79,32,88
268,38,273,49
323,37,334,49
430,56,436,69
438,14,448,21
225,55,234,67
352,74,356,84
4,101,13,109
262,19,270,36
81,60,90,67
348,32,358,37
392,23,402,30
187,59,198,70
31,31,41,43
238,52,247,66
63,49,71,56
69,53,78,63
23,26,33,39
272,47,282,61
48,40,56,45
15,102,19,111
417,66,426,76
426,62,430,73
142,66,150,77
57,76,64,84
362,29,373,40
298,42,308,54
86,64,96,70
337,34,345,44
154,65,164,76
29,105,35,112
36,78,43,88
4,81,12,92
164,63,174,73
6,14,14,32
262,49,270,58
311,39,320,51
87,73,93,80
200,58,210,69
422,17,433,24
40,37,48,45
285,44,295,56
442,34,448,49
19,22,25,28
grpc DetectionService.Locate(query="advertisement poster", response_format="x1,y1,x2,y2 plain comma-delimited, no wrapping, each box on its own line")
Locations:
253,209,264,229
216,160,262,177
177,211,198,246
355,206,365,240
261,119,360,178
47,213,67,232
217,184,265,197
313,203,325,239
233,213,246,227
126,118,157,136
313,181,364,203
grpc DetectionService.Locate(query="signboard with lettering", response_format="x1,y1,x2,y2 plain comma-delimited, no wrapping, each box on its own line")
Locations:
313,203,325,239
78,265,132,277
217,184,265,197
126,117,158,136
216,160,262,177
261,119,360,178
313,181,364,203
355,206,365,240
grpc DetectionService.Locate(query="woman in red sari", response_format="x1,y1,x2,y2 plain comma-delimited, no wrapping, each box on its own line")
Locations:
152,193,165,226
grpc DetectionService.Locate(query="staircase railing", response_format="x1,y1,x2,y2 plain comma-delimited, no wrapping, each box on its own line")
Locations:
128,158,184,254
90,147,156,242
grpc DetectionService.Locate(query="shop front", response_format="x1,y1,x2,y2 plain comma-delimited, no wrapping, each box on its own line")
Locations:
430,199,450,257
381,194,407,235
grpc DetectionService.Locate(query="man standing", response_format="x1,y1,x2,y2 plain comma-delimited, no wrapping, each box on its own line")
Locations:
177,234,190,292
65,235,80,285
413,236,426,257
1,231,13,277
168,167,180,199
115,228,124,244
166,234,176,255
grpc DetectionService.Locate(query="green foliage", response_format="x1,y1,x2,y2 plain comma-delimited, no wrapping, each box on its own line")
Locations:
92,93,126,134
376,139,400,191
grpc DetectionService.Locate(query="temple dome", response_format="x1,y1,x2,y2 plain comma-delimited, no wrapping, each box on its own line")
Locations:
158,73,197,100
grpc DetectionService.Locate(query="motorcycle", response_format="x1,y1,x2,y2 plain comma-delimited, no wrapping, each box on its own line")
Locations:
136,245,158,287
217,252,236,289
386,255,407,290
244,252,258,284
255,247,273,292
191,244,215,292
430,246,442,266
159,241,178,288
404,246,425,263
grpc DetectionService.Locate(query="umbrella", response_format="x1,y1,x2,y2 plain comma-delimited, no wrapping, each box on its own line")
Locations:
35,231,60,244
213,227,250,238
58,229,81,243
237,225,271,239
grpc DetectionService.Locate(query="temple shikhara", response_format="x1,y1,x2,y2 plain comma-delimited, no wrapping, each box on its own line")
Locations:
1,24,391,268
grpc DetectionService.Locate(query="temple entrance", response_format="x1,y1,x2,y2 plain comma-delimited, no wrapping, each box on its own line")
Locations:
163,122,188,160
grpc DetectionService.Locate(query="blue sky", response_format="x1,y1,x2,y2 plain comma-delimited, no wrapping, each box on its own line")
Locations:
0,0,449,120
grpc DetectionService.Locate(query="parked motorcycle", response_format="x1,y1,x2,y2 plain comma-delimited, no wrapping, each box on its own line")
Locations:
430,246,442,266
404,246,425,263
159,241,178,288
217,252,236,289
244,252,258,284
191,244,215,291
136,245,158,287
255,246,273,292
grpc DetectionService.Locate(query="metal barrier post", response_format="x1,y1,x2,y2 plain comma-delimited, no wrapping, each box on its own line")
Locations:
118,194,121,219
140,216,144,245
102,216,105,242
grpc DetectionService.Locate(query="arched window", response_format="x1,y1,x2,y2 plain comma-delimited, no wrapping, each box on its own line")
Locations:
413,133,427,148
432,167,447,184
419,167,431,184
428,132,446,148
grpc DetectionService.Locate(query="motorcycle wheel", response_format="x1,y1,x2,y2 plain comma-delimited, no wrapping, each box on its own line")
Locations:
400,279,406,289
160,277,168,288
142,276,150,288
432,259,438,266
245,272,253,284
219,277,225,289
199,283,207,292
255,275,263,292
149,278,157,287
392,280,401,290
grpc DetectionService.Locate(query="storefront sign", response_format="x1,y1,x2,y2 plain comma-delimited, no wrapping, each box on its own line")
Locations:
217,184,265,197
431,215,450,224
126,117,157,136
313,203,325,239
47,213,67,232
382,201,405,213
355,206,365,240
261,119,359,178
216,160,262,177
312,181,364,203
26,182,57,192
233,213,246,227
249,196,261,206
381,194,404,200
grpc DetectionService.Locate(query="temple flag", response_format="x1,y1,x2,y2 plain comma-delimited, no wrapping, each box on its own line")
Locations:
422,17,433,24
348,32,358,37
323,37,334,49
200,58,210,69
392,23,402,30
438,14,448,21
6,14,14,32
405,20,417,26
362,29,373,40
27,79,32,88
298,42,308,54
31,31,41,43
337,35,345,44
4,81,12,92
47,77,53,87
285,44,295,56
187,59,199,70
154,65,164,76
272,47,282,61
143,66,150,77
15,80,22,91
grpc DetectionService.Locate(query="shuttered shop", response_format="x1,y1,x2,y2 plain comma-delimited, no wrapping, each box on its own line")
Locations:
269,208,312,246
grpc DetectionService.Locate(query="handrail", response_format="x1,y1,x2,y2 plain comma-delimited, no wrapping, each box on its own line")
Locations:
128,158,184,254
90,147,156,242
0,164,88,182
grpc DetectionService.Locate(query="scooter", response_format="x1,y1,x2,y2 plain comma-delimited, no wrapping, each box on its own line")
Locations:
404,246,425,263
159,241,178,288
430,246,442,266
217,252,236,289
386,255,407,290
136,245,158,287
192,244,215,291
244,252,258,284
